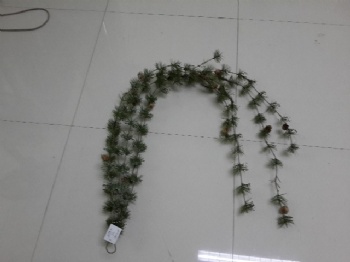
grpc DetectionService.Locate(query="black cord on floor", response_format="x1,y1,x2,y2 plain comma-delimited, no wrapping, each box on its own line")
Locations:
0,8,50,32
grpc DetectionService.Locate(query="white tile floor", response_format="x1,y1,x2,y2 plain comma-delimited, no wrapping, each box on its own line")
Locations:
0,1,349,262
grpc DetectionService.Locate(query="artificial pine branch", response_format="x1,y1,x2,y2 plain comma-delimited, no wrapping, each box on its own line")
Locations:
210,78,252,217
269,158,283,168
263,142,276,152
266,101,280,114
132,140,147,153
232,163,248,175
248,92,266,109
283,128,297,138
134,123,148,136
232,145,244,156
123,174,143,185
239,82,254,96
240,200,255,213
287,143,299,153
253,113,267,124
139,108,153,120
249,86,299,155
101,51,298,240
213,50,222,63
271,194,288,206
278,215,294,227
239,84,296,227
236,183,251,194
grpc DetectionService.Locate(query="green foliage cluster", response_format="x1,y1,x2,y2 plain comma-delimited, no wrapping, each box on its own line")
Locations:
102,51,298,235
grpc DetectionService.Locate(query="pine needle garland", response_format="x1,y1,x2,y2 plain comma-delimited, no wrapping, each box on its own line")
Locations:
101,51,298,241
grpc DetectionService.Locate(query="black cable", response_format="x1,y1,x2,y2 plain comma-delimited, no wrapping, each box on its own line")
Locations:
0,8,50,32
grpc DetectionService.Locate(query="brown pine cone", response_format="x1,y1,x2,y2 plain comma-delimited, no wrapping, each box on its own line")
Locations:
101,154,110,162
264,125,272,133
279,206,289,215
221,127,230,136
282,123,289,130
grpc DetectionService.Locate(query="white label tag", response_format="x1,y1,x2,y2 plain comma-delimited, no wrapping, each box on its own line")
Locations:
104,224,122,244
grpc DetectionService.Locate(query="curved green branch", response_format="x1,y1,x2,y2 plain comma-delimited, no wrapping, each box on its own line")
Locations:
101,51,298,238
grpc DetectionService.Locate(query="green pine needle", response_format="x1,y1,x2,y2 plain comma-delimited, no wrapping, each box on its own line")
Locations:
269,158,283,168
263,143,276,152
236,183,251,194
283,129,297,138
121,132,133,141
278,215,294,227
232,145,244,155
280,116,290,123
106,216,127,230
139,108,153,120
239,83,253,96
213,50,222,62
240,201,255,213
220,64,231,75
258,129,270,139
271,194,288,206
132,140,147,153
287,143,299,153
266,102,280,113
124,174,143,185
236,70,247,81
135,123,148,136
129,155,144,168
107,119,121,134
254,113,266,124
232,163,248,175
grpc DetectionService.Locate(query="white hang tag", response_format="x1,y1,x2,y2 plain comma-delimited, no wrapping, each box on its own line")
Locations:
104,224,122,244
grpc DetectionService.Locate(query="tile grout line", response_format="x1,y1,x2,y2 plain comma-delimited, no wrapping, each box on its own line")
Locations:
232,0,240,257
1,4,349,27
113,11,350,27
116,11,237,20
1,119,349,151
29,1,110,261
239,17,350,27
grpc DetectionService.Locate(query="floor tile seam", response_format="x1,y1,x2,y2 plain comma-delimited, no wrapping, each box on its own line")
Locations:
148,131,350,151
29,122,74,262
232,0,240,256
29,1,110,261
112,10,238,20
111,10,350,27
1,5,349,27
0,5,237,19
68,7,109,129
1,119,349,151
239,17,350,27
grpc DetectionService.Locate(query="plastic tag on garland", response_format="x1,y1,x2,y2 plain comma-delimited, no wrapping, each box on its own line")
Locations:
104,224,122,244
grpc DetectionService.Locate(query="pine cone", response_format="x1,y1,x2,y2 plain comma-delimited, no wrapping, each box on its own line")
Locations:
282,123,289,130
279,206,289,215
221,127,230,136
101,154,110,162
264,125,272,133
